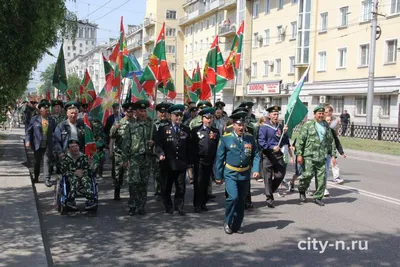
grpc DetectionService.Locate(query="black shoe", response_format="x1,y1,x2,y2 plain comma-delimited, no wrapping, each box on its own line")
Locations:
245,203,254,210
266,197,275,208
154,195,162,202
313,199,325,206
85,200,98,210
114,188,120,201
32,176,39,183
289,181,295,192
194,207,201,213
177,209,186,216
224,223,233,235
201,205,209,211
165,208,174,214
299,192,307,202
208,194,216,200
233,229,244,234
44,179,52,187
138,210,146,215
66,201,78,210
129,207,136,216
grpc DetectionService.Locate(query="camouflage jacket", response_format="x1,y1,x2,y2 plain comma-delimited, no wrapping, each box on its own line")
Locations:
121,118,152,161
59,152,90,179
154,119,169,132
189,115,202,130
295,120,337,162
91,119,105,143
51,114,66,126
110,117,133,155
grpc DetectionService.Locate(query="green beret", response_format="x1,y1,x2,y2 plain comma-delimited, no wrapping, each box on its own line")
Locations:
266,105,281,113
30,101,38,104
197,100,212,109
229,111,247,124
239,101,254,109
189,106,198,112
232,107,249,115
199,107,215,117
38,100,51,109
64,101,80,111
135,100,149,110
314,105,325,113
67,138,79,146
156,102,169,112
122,102,136,111
168,104,185,114
112,103,120,108
215,101,226,108
51,100,63,107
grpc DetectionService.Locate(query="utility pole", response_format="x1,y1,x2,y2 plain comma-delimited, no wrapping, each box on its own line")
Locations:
366,0,378,126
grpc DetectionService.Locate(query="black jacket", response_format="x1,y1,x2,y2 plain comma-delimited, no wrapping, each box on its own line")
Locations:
156,123,191,171
190,125,220,165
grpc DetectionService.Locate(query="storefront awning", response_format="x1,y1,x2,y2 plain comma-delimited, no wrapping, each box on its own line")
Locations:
307,88,399,95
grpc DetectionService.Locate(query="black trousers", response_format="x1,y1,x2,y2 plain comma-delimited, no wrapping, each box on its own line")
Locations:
34,147,50,181
163,169,186,211
262,157,286,198
193,162,213,207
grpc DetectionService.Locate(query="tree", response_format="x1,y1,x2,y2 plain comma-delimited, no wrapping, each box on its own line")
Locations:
67,73,81,100
38,63,56,97
0,0,77,107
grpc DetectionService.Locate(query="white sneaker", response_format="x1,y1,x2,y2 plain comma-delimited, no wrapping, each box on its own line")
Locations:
256,178,264,183
324,189,330,197
306,190,314,196
332,178,344,184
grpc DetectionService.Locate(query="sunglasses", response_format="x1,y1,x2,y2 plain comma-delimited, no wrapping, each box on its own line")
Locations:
173,113,183,117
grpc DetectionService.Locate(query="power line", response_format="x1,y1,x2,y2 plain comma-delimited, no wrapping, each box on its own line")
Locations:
91,0,131,22
83,0,113,19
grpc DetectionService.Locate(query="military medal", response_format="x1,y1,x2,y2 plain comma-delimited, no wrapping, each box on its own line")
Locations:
209,131,215,139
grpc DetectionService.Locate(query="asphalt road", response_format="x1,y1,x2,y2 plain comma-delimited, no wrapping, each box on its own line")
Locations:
35,148,400,267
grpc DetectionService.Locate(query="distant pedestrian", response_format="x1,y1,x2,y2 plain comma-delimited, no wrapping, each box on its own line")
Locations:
339,110,350,136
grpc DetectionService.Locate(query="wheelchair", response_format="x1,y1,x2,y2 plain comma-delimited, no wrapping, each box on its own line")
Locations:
54,172,99,215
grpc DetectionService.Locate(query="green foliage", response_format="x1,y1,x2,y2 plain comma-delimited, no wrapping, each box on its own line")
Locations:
0,0,77,107
38,63,56,96
67,73,81,99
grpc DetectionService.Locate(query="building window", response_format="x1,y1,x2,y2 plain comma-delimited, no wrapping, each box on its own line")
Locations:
291,0,297,3
296,0,311,64
290,22,297,39
380,95,391,116
205,37,209,47
265,0,270,13
67,52,70,57
79,49,82,53
320,12,328,32
277,0,284,9
277,25,283,42
385,39,398,63
251,62,257,77
92,41,95,45
361,0,372,22
318,51,327,71
339,6,349,27
200,22,204,31
390,0,400,14
200,40,203,50
166,28,176,36
79,43,82,47
337,48,347,68
169,63,176,71
289,56,295,74
185,28,189,36
359,44,369,66
264,29,270,46
212,17,216,26
272,98,282,107
194,42,197,51
253,32,259,48
253,0,260,18
206,19,209,28
355,96,367,115
78,28,83,38
189,43,192,52
190,26,193,35
263,60,269,76
166,10,177,19
329,96,344,114
275,58,281,74
185,45,187,54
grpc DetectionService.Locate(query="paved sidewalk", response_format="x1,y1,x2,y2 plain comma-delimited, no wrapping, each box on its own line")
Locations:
0,129,49,267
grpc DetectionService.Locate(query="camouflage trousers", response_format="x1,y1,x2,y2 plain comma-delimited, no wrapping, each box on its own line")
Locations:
68,174,93,200
127,156,150,211
151,156,163,197
112,153,126,189
298,158,326,199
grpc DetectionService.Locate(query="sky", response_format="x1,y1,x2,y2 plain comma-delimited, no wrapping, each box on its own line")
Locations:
28,0,146,89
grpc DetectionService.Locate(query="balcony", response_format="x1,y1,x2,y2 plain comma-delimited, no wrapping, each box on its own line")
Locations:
133,40,143,50
143,18,155,28
220,0,236,9
143,36,154,44
179,0,227,26
218,23,236,37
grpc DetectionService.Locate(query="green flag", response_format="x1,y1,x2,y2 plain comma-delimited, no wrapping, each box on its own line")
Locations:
285,65,311,138
52,44,68,93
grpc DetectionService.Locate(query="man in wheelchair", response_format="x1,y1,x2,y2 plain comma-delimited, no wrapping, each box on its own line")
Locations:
59,138,97,210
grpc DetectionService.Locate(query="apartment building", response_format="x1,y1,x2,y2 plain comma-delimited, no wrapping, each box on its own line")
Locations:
247,0,400,126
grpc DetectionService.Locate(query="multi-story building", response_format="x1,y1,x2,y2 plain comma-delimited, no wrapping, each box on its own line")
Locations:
63,19,98,63
247,0,400,126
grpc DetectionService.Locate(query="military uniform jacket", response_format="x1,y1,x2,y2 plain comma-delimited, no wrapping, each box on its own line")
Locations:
224,124,254,136
110,117,132,155
51,114,66,126
216,132,260,181
258,121,289,164
121,119,152,162
190,125,220,165
59,152,90,179
156,123,191,171
295,120,337,162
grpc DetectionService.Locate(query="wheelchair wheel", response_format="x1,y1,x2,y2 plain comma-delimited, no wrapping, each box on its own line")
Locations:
54,178,61,212
60,203,67,215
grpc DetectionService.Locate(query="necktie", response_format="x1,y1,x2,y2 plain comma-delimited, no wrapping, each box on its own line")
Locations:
175,126,179,133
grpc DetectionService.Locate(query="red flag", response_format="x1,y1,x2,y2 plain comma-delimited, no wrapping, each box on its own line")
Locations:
83,114,97,158
109,41,119,63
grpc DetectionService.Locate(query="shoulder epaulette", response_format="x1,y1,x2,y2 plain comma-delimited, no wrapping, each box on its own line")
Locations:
223,132,233,137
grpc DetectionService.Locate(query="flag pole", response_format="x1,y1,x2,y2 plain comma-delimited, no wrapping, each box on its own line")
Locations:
231,74,238,114
277,101,296,147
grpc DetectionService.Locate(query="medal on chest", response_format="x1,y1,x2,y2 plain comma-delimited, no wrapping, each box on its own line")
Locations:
209,131,215,139
244,143,252,156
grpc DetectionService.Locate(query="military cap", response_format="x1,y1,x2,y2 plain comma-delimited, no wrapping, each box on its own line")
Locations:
51,100,63,107
229,111,248,124
215,101,226,108
135,99,150,110
64,101,80,111
112,103,120,109
122,102,136,111
232,107,249,115
197,100,212,109
189,106,198,112
168,104,185,114
187,101,196,105
40,99,47,103
266,105,281,113
156,102,169,113
67,138,79,146
30,100,38,105
239,101,254,109
199,107,215,118
38,100,51,109
313,105,325,114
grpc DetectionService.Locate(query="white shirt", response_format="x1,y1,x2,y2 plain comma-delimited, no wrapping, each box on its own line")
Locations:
69,122,78,140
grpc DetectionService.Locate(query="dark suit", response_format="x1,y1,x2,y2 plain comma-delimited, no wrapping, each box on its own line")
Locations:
156,123,191,211
190,125,220,208
25,115,56,181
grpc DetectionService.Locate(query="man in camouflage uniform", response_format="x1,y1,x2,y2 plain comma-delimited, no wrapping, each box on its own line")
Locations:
51,100,66,126
189,100,212,130
152,102,170,201
122,100,153,215
295,105,336,206
59,139,96,210
109,102,135,200
183,106,198,127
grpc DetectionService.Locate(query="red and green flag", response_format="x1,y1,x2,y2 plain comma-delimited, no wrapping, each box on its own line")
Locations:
184,69,196,104
79,69,97,106
83,113,97,159
102,53,114,81
191,62,202,97
118,16,125,72
52,43,68,93
139,22,176,99
225,21,244,79
109,41,119,63
124,73,142,104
